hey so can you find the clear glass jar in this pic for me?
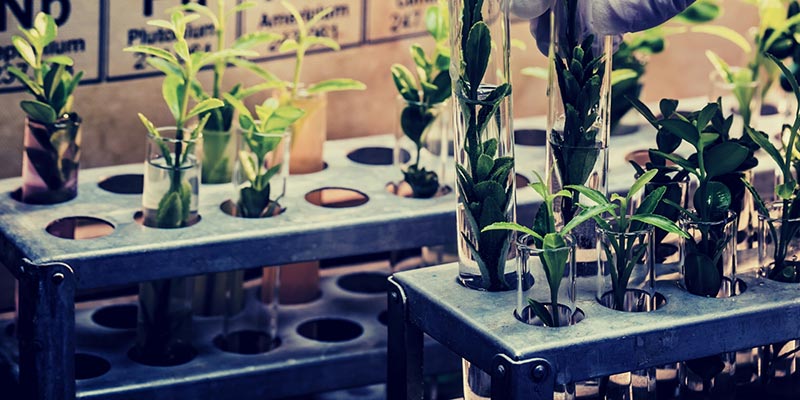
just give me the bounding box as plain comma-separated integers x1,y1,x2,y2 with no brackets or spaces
201,128,237,184
142,128,201,229
232,128,290,218
393,97,451,198
21,115,81,204
679,210,739,298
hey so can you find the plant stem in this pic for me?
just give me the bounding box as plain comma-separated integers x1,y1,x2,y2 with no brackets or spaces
213,0,225,99
551,291,560,327
291,43,305,100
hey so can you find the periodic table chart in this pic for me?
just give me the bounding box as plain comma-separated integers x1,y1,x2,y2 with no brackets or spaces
0,0,484,92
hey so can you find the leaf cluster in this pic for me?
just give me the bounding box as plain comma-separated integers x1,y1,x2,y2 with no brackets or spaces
553,35,604,148
629,97,757,222
179,0,284,132
9,12,83,124
277,1,366,100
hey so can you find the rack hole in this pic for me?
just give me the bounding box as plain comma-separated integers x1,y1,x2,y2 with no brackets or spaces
46,217,115,240
514,129,546,146
385,182,452,199
305,188,369,208
611,124,638,136
128,344,197,367
91,304,137,330
515,305,586,327
762,103,779,116
98,174,144,194
213,330,281,355
337,272,389,294
297,318,363,342
347,147,409,166
220,199,286,218
133,211,201,228
378,311,388,326
75,353,111,380
598,291,667,312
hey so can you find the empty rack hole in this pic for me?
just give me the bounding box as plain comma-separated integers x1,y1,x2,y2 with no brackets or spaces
297,318,363,342
98,174,144,194
213,330,281,355
305,188,369,208
75,353,111,380
46,217,115,240
337,272,389,294
91,304,137,330
347,147,409,166
514,129,546,146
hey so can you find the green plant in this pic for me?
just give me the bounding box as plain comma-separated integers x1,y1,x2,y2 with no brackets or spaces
390,1,451,198
547,0,610,228
224,96,304,218
8,12,84,198
567,170,688,311
744,53,800,282
630,98,755,296
180,0,283,183
276,1,365,104
454,0,515,291
125,11,254,228
483,171,612,326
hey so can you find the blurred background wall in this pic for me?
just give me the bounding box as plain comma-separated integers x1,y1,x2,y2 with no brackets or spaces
0,0,763,308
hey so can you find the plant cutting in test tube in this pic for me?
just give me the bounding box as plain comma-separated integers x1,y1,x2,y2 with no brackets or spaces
224,96,304,218
630,97,755,297
483,171,612,326
390,0,451,198
746,53,800,283
454,0,515,291
567,170,688,311
9,12,83,203
125,10,256,228
179,0,284,183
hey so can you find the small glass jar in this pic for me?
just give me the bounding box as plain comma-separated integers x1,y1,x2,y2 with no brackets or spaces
201,128,237,184
679,210,739,298
393,97,450,198
232,129,290,218
757,202,800,282
284,89,327,175
21,115,82,204
142,127,201,229
516,234,576,327
596,225,656,312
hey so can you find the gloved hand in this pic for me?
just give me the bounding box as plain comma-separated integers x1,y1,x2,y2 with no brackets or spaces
512,0,696,53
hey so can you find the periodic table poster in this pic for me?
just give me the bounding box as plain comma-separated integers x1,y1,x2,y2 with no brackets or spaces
0,0,449,89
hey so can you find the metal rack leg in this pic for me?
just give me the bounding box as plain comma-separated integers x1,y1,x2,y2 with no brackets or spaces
17,259,76,400
387,277,423,400
492,355,555,400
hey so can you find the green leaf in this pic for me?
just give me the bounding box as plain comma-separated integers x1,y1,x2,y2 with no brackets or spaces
234,32,283,50
660,119,699,145
279,39,299,53
628,169,659,200
704,142,748,178
124,45,179,65
694,181,731,219
162,74,184,121
527,299,554,327
391,64,420,101
7,66,42,96
307,79,366,94
563,204,616,235
482,222,542,241
305,36,341,51
187,98,224,120
465,22,491,91
12,36,36,67
563,184,609,206
20,100,56,123
691,25,751,53
179,2,219,27
33,12,57,44
630,214,688,237
45,55,73,66
684,250,722,297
